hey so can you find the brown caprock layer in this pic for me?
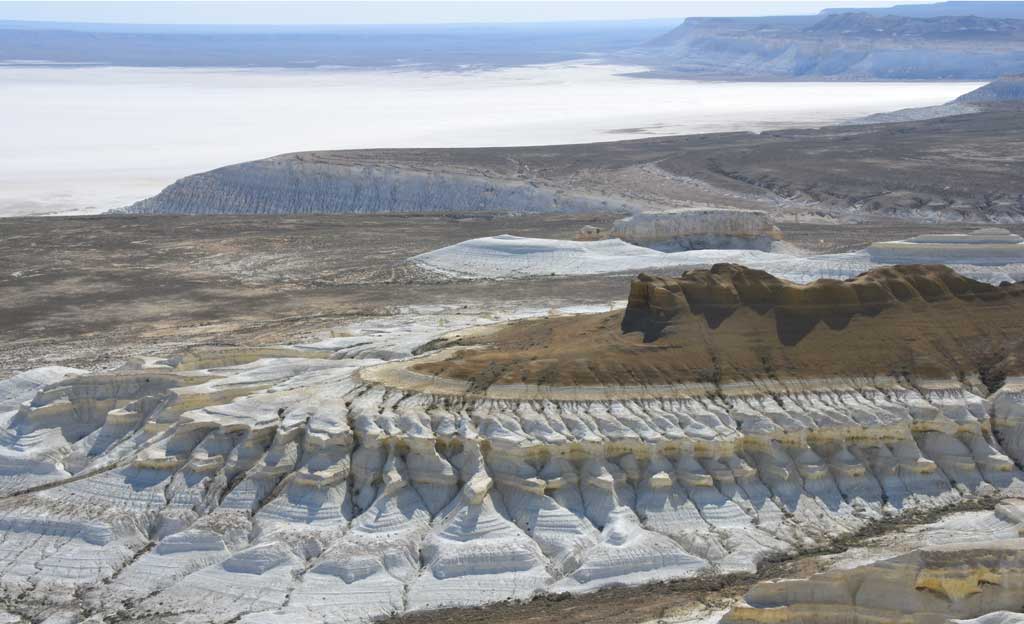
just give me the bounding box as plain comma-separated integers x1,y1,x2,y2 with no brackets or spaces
415,264,1024,391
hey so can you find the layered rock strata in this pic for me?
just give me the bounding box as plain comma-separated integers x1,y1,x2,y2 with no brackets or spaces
1,266,1023,622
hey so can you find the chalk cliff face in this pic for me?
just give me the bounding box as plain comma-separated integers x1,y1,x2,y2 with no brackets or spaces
629,13,1024,79
1,267,1023,622
123,155,631,215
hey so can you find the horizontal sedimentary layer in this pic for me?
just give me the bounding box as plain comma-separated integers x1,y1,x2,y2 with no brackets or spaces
1,279,1023,621
1,323,1024,622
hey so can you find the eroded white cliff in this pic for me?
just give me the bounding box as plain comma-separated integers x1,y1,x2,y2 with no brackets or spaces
1,306,1023,623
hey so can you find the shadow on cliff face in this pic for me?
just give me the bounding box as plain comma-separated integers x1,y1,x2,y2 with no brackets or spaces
621,263,1010,347
623,300,885,346
771,306,886,346
618,264,901,346
415,262,1024,389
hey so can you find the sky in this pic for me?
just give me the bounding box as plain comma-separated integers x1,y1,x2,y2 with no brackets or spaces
0,1,939,25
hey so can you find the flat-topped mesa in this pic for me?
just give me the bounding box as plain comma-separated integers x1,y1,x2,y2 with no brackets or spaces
867,227,1024,266
413,264,1024,390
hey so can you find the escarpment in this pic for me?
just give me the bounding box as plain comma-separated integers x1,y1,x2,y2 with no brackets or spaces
117,108,1024,223
628,13,1024,80
416,264,1024,389
123,156,633,215
2,266,1024,622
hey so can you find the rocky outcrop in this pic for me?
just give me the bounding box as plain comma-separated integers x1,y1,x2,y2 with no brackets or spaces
724,535,1024,624
123,155,632,215
4,347,1024,622
608,209,782,251
622,263,1021,340
418,264,1024,387
2,268,1023,622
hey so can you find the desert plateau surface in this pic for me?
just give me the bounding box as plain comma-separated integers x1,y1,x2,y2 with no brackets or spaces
5,3,1024,624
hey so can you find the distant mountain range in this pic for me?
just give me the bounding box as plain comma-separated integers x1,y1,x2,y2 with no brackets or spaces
625,4,1024,80
821,1,1024,19
3,2,1024,79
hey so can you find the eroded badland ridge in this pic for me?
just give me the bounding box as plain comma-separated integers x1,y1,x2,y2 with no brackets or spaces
2,263,1024,624
6,7,1024,621
124,106,1024,224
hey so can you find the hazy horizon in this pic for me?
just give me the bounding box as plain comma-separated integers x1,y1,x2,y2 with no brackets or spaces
0,0,936,26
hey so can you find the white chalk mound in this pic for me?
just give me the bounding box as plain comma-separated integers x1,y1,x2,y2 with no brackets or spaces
2,303,1024,623
868,228,1024,267
413,235,1024,284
